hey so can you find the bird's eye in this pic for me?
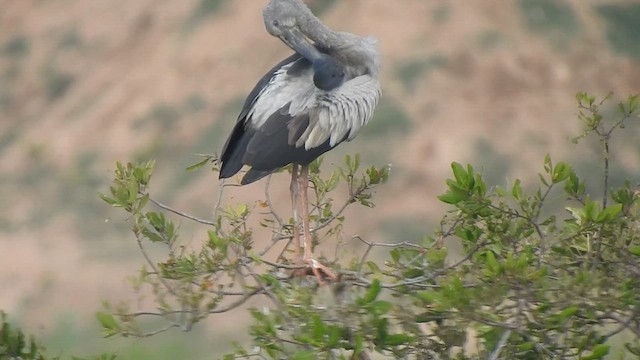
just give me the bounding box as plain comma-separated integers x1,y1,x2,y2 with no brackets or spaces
272,20,279,26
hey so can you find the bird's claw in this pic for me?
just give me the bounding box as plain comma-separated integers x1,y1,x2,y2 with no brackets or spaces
304,257,337,285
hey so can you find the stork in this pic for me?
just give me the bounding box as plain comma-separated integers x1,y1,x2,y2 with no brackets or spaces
219,0,381,282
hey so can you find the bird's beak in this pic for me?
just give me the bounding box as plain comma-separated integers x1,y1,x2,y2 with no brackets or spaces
279,27,322,62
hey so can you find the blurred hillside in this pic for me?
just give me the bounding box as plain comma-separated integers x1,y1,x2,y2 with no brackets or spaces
1,0,640,358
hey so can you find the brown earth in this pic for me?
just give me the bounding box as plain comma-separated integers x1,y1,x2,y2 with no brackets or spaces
1,0,639,356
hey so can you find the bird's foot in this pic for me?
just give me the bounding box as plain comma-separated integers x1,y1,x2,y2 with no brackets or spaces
304,257,337,285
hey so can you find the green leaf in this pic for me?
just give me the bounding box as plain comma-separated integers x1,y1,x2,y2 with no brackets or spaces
511,179,523,201
390,248,400,263
99,193,119,206
366,261,382,276
312,315,325,342
290,350,316,360
485,251,500,274
582,344,609,360
403,267,423,279
516,253,528,270
557,306,579,320
141,228,164,243
543,153,552,173
456,226,482,242
326,325,342,348
358,279,381,305
353,334,364,354
566,206,585,224
596,203,622,223
629,245,640,256
628,94,639,113
451,162,467,184
126,179,138,205
584,199,600,222
384,333,412,346
552,162,571,183
416,291,437,304
186,157,210,172
369,300,392,315
96,312,120,337
136,193,150,213
438,188,469,204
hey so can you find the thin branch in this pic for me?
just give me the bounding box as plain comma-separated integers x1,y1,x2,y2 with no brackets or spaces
209,288,263,314
120,291,264,319
273,237,293,260
260,258,307,270
149,197,216,226
264,175,285,227
134,232,180,298
138,323,180,338
339,270,461,289
441,241,485,272
486,203,548,268
352,236,430,274
352,236,427,250
487,329,512,360
240,262,290,328
602,310,640,338
213,178,226,222
356,238,374,273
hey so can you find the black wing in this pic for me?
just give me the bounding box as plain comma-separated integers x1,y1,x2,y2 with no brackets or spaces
219,54,347,185
219,53,302,179
240,110,337,184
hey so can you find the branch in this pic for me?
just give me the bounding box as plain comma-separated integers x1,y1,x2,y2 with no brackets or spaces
487,329,512,360
208,288,263,314
139,323,180,338
213,178,226,222
602,309,640,338
134,231,180,298
149,196,216,226
339,270,467,290
264,175,285,228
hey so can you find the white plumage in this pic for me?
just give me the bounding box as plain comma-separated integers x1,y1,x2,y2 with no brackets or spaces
247,62,380,151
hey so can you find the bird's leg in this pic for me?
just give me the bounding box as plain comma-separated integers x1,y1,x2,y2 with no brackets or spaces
290,164,303,268
299,164,336,282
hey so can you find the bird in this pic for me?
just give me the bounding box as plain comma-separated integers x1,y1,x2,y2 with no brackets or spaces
219,0,381,283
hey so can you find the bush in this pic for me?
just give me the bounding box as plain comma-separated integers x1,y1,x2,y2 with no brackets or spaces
98,93,640,359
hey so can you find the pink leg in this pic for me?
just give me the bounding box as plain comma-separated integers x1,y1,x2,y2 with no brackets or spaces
299,165,336,282
290,164,302,266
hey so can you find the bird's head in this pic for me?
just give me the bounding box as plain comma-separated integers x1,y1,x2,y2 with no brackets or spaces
263,0,323,62
263,0,310,37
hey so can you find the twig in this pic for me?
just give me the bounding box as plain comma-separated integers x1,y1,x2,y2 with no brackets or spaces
264,175,284,227
149,197,216,226
134,232,180,298
120,290,264,320
603,310,640,338
213,179,226,222
352,236,427,250
487,329,512,360
352,236,427,273
139,323,180,338
261,258,308,270
272,237,293,260
209,288,263,314
340,270,456,289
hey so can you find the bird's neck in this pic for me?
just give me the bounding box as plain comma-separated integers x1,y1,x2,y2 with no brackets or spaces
296,5,340,49
296,0,380,77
